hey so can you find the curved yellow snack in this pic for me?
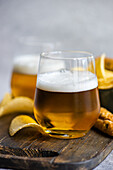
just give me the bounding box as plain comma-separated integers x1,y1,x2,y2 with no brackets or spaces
0,97,33,117
95,54,113,89
95,53,106,79
9,115,47,136
0,93,12,107
105,70,113,78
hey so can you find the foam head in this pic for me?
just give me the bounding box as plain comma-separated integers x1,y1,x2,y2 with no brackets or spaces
13,55,39,75
37,70,98,92
13,55,65,75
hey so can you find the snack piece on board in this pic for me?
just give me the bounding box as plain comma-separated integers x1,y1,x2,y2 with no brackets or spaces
0,95,34,117
9,115,47,136
94,107,113,136
0,93,12,107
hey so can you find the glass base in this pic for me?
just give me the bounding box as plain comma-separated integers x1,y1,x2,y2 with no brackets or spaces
45,129,89,139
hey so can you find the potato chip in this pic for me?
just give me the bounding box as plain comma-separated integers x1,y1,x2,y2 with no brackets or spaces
95,54,113,89
95,54,106,79
0,93,12,107
0,96,34,117
9,115,47,136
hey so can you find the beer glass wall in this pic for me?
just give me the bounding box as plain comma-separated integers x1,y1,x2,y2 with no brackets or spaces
34,51,100,139
11,37,54,99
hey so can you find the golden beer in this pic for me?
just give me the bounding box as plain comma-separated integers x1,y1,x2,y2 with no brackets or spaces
11,55,39,99
34,70,100,138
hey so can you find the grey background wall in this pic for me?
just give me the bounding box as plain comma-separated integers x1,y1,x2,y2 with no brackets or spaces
0,1,113,169
0,0,113,97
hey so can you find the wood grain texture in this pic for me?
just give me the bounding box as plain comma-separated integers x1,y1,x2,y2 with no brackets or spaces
0,114,112,170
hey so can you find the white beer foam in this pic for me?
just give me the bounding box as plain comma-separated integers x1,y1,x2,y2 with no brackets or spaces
37,70,98,92
13,55,39,75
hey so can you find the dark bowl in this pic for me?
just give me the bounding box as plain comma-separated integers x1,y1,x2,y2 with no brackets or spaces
99,88,113,113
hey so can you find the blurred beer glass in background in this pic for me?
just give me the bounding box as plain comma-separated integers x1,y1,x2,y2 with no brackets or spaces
34,51,100,139
11,36,56,99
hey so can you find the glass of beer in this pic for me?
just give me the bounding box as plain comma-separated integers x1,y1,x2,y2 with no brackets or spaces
34,51,100,139
11,38,55,99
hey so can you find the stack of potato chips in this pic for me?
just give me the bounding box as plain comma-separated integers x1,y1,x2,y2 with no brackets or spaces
95,54,113,89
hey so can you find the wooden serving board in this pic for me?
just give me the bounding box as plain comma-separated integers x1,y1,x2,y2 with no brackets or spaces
0,113,113,170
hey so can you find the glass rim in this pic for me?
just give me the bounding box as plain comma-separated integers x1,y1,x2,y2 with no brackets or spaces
40,51,94,60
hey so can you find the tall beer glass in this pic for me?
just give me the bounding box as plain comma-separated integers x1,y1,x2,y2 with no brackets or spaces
34,51,100,139
11,38,55,99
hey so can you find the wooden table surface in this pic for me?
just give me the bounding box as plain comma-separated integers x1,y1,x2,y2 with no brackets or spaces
0,113,112,170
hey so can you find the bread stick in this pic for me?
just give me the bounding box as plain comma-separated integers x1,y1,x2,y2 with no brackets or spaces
94,107,113,136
